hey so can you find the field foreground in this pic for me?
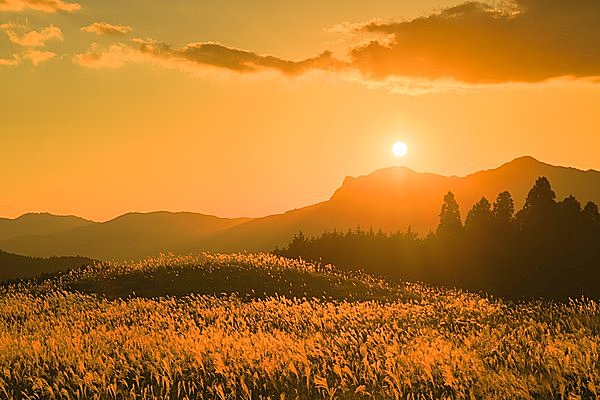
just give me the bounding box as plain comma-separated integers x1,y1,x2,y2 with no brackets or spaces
0,253,599,399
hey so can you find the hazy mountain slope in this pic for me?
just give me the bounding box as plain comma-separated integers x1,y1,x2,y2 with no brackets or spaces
199,156,600,251
0,212,250,260
0,213,95,242
0,250,94,281
201,168,457,252
199,203,326,253
459,156,600,209
2,156,600,259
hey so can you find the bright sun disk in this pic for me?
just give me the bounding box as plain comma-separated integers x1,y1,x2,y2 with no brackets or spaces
392,141,408,157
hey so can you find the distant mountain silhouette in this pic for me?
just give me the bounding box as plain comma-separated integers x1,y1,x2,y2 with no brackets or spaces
0,250,94,281
1,156,599,260
0,212,94,242
199,156,600,252
0,212,249,260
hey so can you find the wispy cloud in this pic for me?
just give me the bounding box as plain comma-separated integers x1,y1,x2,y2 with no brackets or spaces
323,18,393,46
0,50,55,67
0,22,60,67
0,0,80,13
0,23,63,46
81,22,132,36
139,40,344,76
21,49,55,65
72,43,141,69
349,0,600,83
344,72,477,96
0,55,19,66
74,39,346,76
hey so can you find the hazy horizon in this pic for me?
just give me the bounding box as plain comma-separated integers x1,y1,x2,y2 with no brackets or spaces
1,154,595,222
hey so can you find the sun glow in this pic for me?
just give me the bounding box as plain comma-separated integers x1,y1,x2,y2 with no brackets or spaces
392,141,408,157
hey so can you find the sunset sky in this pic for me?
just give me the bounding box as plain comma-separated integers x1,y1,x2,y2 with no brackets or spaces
2,0,600,221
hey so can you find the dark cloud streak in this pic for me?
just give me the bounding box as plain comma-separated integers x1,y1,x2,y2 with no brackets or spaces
137,40,345,76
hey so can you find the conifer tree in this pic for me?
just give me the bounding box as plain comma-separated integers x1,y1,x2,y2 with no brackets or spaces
465,197,493,234
492,191,515,224
437,191,463,236
516,177,557,230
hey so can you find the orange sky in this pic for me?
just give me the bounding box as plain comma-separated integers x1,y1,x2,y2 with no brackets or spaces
2,0,600,221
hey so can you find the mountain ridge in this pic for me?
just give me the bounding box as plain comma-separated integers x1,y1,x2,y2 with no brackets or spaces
0,212,96,242
2,156,600,260
0,211,251,260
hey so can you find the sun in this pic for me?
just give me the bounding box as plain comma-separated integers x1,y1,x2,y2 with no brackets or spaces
392,141,408,157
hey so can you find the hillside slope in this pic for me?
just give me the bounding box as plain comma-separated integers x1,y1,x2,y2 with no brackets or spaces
0,250,94,281
200,156,600,251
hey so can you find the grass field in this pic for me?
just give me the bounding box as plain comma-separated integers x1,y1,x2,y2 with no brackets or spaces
0,253,599,399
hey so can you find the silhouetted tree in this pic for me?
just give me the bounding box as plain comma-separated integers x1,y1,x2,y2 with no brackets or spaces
282,232,309,258
405,225,418,241
516,176,557,233
583,201,600,228
557,195,582,232
437,191,463,236
525,177,556,207
492,191,515,225
465,197,493,235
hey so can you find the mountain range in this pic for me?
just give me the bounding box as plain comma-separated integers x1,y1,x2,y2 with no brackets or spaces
2,156,600,260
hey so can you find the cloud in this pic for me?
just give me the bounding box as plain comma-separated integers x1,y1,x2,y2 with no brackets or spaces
0,55,19,66
349,0,600,83
74,39,346,76
69,38,486,95
73,43,142,69
0,0,80,13
0,23,59,67
324,18,387,40
70,0,600,93
0,23,63,46
81,22,132,36
21,49,55,65
0,49,55,67
138,40,344,76
345,72,477,96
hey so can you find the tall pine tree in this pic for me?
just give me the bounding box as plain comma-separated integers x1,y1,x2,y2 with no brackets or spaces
437,191,463,236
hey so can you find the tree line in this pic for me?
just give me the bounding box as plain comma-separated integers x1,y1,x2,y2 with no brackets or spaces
275,177,600,300
0,250,94,282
